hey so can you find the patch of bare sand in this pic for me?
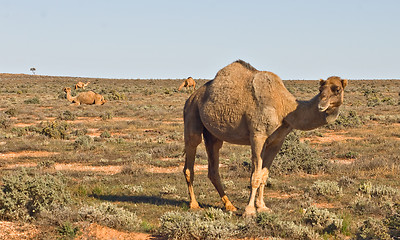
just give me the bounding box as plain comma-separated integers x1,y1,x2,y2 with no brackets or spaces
313,202,338,209
0,221,39,240
55,163,123,175
0,151,60,159
147,164,212,174
76,223,161,240
266,191,299,200
13,122,36,127
302,131,363,144
330,158,356,165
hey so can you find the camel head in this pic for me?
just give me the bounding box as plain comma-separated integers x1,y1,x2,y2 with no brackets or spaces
318,76,348,112
63,87,72,93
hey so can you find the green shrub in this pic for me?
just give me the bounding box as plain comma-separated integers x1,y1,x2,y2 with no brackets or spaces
253,212,320,240
356,218,391,240
303,206,343,233
351,195,377,215
359,182,399,198
338,176,355,188
37,160,55,169
308,180,342,197
78,203,141,231
24,97,40,104
271,131,329,175
59,110,76,121
57,221,80,240
4,108,17,117
0,114,13,129
326,110,363,129
100,112,113,120
100,131,111,138
39,121,69,139
107,90,126,100
159,208,237,240
385,211,400,238
74,135,94,150
0,169,71,220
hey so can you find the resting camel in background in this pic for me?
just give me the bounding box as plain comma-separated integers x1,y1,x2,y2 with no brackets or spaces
75,81,90,90
63,87,106,106
183,60,348,216
178,77,196,91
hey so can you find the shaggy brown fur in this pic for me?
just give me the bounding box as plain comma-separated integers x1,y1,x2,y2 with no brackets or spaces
178,77,196,91
64,87,106,106
75,81,90,90
183,60,347,216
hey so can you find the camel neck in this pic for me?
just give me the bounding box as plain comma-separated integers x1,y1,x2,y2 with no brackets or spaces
284,94,339,131
66,91,74,102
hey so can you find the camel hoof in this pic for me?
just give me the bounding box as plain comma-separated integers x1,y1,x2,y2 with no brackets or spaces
257,206,272,213
243,206,256,218
225,204,237,212
189,202,202,210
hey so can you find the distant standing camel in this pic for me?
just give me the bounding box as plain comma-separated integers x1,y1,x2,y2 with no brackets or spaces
63,87,106,106
75,81,90,90
178,77,196,91
183,60,347,216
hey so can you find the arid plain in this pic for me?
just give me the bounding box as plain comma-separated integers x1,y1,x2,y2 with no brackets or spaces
0,73,399,239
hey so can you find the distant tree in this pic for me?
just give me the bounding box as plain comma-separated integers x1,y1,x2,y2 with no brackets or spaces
30,67,36,75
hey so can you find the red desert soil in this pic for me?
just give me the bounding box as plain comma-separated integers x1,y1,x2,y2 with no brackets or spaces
0,151,60,159
0,221,161,240
302,131,363,144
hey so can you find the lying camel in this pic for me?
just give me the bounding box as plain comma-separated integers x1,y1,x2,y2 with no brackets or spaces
178,77,196,91
63,87,106,106
183,60,347,216
75,81,90,90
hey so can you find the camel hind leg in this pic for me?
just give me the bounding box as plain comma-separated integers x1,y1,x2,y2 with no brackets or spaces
203,129,237,212
183,105,204,209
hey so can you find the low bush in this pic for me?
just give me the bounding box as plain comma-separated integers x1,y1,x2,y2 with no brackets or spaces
59,110,76,121
74,135,94,150
271,131,329,175
303,206,343,233
57,221,80,240
4,108,17,117
159,208,237,240
308,180,342,197
24,97,40,104
0,169,71,220
326,110,363,130
78,203,141,231
0,114,13,129
39,121,69,139
355,218,391,240
359,182,399,199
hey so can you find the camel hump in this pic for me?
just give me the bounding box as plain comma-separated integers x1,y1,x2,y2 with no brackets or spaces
234,59,258,72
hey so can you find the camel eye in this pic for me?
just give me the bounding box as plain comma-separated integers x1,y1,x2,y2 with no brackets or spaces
331,87,341,94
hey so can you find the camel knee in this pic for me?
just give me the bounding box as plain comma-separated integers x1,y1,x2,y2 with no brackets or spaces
207,168,219,183
185,134,202,148
183,168,192,183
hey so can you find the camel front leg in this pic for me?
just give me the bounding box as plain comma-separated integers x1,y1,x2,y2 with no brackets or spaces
244,135,267,217
256,124,292,212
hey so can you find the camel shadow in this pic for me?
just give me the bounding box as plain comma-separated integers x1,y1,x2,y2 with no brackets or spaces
93,194,215,209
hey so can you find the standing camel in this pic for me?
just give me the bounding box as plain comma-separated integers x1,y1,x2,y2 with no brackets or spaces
178,77,196,91
63,87,106,106
183,60,347,216
75,81,90,90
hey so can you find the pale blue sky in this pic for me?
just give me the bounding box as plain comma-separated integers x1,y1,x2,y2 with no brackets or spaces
1,0,399,79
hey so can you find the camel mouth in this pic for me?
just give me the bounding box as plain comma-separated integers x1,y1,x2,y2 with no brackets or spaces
318,104,329,112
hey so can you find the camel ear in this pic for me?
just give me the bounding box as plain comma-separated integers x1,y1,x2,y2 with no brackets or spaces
319,79,326,86
341,79,348,88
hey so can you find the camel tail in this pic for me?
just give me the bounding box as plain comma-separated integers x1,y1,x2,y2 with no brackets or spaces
181,149,186,157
